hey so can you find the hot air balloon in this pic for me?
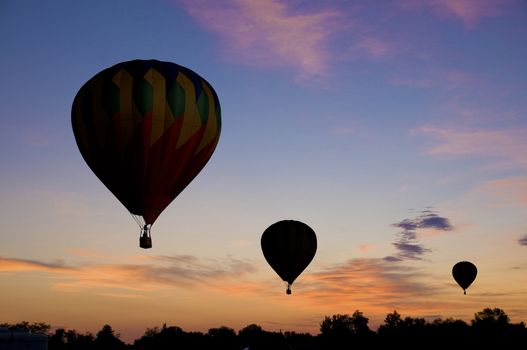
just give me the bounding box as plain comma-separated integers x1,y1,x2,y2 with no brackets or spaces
261,220,317,294
452,261,477,295
72,59,221,249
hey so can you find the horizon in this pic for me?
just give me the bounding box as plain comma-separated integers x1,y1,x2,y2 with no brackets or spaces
1,0,526,345
3,306,523,344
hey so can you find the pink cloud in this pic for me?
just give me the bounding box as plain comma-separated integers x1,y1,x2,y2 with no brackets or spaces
432,0,509,28
0,255,259,295
418,126,527,169
443,70,473,88
357,244,374,253
0,257,72,274
298,258,448,315
476,177,527,207
402,0,514,28
178,0,340,83
352,36,397,60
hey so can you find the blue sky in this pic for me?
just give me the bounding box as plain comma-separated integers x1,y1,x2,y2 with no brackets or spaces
1,0,526,342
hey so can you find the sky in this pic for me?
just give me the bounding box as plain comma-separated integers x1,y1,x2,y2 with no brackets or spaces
1,0,526,343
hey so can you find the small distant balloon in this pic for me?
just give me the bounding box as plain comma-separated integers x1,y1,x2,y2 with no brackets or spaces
72,59,221,249
452,261,477,295
261,220,317,294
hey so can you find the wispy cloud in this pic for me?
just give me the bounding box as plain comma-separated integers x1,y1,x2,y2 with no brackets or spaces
0,255,258,296
518,234,527,246
0,257,71,273
387,209,453,261
418,126,527,170
300,258,444,313
476,177,527,207
402,0,515,28
392,241,431,260
178,0,340,83
346,35,398,61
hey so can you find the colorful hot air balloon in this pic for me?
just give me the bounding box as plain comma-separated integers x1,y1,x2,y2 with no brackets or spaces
452,261,477,295
261,220,317,294
72,59,221,248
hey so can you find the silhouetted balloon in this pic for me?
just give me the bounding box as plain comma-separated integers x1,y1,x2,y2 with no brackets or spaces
261,220,317,294
72,59,221,248
452,261,477,295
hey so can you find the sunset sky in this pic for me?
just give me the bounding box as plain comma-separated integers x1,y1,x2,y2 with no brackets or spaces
1,0,526,343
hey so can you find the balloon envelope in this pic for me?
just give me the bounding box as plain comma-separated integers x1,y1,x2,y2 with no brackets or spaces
261,220,317,294
72,59,221,227
452,261,477,294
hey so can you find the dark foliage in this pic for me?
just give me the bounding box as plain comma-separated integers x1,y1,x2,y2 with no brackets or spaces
0,321,51,335
3,307,526,350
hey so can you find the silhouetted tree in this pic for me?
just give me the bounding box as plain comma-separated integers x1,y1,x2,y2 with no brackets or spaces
284,331,315,350
470,308,527,346
207,326,236,338
350,310,373,335
94,324,126,350
319,314,354,337
134,324,190,350
10,307,527,350
431,317,470,336
428,317,471,346
0,321,51,334
238,324,288,350
238,324,264,338
207,326,237,349
472,308,510,329
378,310,403,335
319,310,373,338
43,328,96,350
48,328,67,350
143,327,160,338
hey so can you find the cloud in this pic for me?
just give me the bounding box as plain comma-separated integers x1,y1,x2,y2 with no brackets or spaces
357,244,374,253
0,257,72,273
178,0,340,83
392,241,431,260
392,210,453,233
432,0,513,28
0,255,258,295
418,213,454,231
383,256,403,262
476,177,527,207
388,209,453,260
418,126,527,170
401,0,515,28
345,35,398,61
300,258,443,312
393,219,418,233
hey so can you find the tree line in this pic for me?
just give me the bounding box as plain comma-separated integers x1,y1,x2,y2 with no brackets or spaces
2,308,526,349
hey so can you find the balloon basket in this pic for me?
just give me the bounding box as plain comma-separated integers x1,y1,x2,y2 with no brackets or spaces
140,236,152,249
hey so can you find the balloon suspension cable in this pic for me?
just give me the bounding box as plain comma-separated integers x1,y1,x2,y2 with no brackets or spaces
141,224,151,237
286,283,291,295
130,213,145,228
464,289,466,295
